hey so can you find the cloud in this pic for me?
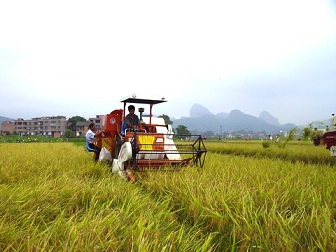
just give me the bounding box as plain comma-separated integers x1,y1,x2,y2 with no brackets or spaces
0,0,335,125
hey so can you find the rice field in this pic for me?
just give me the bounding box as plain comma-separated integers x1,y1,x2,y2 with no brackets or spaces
0,141,335,251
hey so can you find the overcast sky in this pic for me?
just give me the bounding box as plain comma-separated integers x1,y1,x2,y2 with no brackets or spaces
1,0,335,125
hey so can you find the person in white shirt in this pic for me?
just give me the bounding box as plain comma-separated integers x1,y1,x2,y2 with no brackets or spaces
85,123,102,161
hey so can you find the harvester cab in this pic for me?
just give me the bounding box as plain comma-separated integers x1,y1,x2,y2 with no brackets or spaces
323,113,336,158
96,96,207,181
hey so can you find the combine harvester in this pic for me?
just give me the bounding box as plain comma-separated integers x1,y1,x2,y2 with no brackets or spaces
95,96,207,181
323,113,336,162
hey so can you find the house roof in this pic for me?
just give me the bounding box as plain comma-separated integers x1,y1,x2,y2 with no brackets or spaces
76,122,91,127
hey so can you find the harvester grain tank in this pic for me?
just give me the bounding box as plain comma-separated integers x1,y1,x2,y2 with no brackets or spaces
323,113,336,157
96,96,207,180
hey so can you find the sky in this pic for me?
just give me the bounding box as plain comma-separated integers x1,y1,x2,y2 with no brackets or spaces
1,0,335,126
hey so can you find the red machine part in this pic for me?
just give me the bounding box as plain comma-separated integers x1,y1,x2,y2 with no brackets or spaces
96,109,123,156
103,109,123,133
324,131,336,150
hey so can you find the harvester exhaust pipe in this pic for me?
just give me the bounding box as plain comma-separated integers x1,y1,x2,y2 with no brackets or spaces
138,107,144,123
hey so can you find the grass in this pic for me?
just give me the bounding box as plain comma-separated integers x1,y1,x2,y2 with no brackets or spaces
0,141,336,251
205,140,334,165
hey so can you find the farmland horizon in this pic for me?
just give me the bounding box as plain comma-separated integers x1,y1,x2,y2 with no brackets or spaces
0,105,332,136
1,104,332,127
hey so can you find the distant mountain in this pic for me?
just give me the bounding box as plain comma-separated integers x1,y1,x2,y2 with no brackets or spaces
215,112,229,119
0,116,15,123
225,109,284,132
190,103,213,118
172,104,296,134
259,111,280,126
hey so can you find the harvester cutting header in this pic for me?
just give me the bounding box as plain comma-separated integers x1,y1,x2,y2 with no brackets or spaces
89,95,207,180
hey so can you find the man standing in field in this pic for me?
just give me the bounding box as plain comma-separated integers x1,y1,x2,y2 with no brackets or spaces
312,128,320,146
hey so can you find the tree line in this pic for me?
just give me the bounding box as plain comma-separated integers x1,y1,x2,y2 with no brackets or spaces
64,114,191,138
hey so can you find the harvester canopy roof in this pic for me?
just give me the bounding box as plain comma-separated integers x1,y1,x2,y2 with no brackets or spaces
120,96,167,105
120,95,168,124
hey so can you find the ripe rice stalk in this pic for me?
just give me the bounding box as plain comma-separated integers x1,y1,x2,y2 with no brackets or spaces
1,141,336,251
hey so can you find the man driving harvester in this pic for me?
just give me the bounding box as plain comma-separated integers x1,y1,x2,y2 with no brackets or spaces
124,105,142,132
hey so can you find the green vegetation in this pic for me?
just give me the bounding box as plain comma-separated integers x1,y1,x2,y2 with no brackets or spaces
67,116,87,131
175,125,191,139
0,141,335,251
262,141,270,148
158,114,173,125
0,135,85,143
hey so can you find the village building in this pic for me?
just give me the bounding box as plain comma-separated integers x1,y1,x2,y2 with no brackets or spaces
1,121,15,135
14,116,67,137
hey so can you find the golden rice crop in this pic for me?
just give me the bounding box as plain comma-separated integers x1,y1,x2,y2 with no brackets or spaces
205,140,334,165
0,143,215,251
1,141,336,251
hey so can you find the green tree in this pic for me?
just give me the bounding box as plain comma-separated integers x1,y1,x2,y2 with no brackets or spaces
67,116,87,132
175,125,191,139
202,130,214,138
277,128,297,148
158,114,173,125
303,127,312,140
302,122,313,140
64,129,75,138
